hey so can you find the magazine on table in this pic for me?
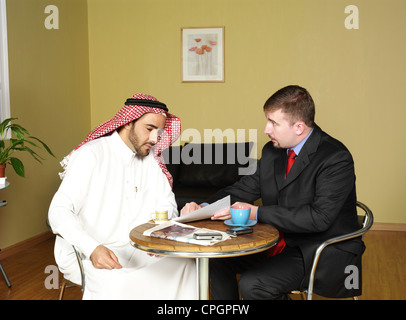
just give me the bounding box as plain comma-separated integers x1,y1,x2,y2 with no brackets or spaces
143,220,231,246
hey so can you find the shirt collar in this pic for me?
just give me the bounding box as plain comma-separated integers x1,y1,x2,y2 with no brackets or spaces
111,130,136,161
289,128,314,156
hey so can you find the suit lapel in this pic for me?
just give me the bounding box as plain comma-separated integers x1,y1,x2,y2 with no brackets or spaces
275,149,286,190
283,150,310,186
280,125,322,190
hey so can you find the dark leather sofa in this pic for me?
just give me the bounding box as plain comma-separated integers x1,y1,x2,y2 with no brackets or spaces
162,142,255,210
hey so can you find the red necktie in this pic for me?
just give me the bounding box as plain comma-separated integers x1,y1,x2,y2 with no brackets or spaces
285,149,296,177
268,149,296,257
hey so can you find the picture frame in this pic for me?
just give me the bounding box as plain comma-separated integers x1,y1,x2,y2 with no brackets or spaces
181,27,224,82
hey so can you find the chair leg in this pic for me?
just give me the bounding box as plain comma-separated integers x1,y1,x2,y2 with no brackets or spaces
0,261,11,288
58,280,67,300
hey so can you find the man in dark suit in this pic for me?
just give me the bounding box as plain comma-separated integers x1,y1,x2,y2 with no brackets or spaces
181,85,365,299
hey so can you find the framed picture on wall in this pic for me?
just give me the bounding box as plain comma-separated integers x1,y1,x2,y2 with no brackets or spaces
181,27,224,82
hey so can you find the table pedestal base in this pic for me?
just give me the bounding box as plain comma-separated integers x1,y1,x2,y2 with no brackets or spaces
196,257,209,300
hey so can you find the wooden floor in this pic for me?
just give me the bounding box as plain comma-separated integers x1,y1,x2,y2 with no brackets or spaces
0,230,405,300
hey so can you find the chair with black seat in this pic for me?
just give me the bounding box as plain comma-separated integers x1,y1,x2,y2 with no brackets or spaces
291,201,374,300
46,219,85,300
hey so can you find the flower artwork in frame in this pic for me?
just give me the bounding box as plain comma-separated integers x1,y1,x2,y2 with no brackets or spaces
181,27,224,82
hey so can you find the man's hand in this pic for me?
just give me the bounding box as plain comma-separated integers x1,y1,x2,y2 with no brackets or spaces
90,245,123,270
180,202,203,216
210,206,231,221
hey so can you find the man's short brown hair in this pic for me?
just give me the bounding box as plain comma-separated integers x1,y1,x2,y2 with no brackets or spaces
263,85,315,127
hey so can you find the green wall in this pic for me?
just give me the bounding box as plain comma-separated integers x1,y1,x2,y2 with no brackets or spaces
0,0,90,248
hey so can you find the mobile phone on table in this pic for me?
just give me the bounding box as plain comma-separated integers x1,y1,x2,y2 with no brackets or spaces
193,232,223,240
226,226,253,236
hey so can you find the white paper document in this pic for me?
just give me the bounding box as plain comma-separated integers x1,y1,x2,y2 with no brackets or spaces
173,196,230,223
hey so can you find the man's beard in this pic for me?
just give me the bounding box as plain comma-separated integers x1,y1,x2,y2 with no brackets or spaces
129,132,155,158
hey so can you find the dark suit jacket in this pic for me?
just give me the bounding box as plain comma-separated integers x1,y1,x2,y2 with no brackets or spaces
207,125,365,298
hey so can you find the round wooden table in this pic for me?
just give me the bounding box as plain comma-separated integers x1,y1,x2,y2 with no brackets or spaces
130,220,279,300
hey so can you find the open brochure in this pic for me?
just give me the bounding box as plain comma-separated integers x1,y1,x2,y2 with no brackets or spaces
143,220,231,246
173,196,230,223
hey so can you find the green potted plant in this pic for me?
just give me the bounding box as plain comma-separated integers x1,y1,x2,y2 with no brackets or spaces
0,117,55,179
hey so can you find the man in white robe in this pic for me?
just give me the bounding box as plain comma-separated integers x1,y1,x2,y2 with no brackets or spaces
48,94,197,300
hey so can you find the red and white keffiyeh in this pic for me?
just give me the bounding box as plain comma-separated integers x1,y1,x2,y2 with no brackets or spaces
59,93,181,187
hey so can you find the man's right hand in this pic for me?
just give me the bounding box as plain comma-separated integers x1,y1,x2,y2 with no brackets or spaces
90,245,123,270
180,202,203,216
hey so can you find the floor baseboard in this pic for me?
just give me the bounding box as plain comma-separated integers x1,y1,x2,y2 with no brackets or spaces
371,222,406,232
0,231,54,259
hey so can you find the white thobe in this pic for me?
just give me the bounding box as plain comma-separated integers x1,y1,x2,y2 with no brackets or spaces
48,131,197,299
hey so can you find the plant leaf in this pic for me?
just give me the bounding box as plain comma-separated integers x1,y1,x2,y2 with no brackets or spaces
0,118,15,140
0,118,55,176
18,145,43,162
10,157,25,177
29,136,55,157
10,126,26,140
10,123,29,135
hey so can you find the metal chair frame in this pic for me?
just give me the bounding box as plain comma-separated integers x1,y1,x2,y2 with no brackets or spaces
46,219,85,300
295,201,373,300
0,254,11,288
57,240,85,300
0,199,11,288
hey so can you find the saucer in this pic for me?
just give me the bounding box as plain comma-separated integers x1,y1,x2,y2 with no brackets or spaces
224,220,257,227
148,219,170,224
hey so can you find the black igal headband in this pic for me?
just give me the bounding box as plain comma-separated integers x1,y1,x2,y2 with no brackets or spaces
125,98,168,112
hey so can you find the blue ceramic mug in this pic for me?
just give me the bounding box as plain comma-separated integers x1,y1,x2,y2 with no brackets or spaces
230,206,251,225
